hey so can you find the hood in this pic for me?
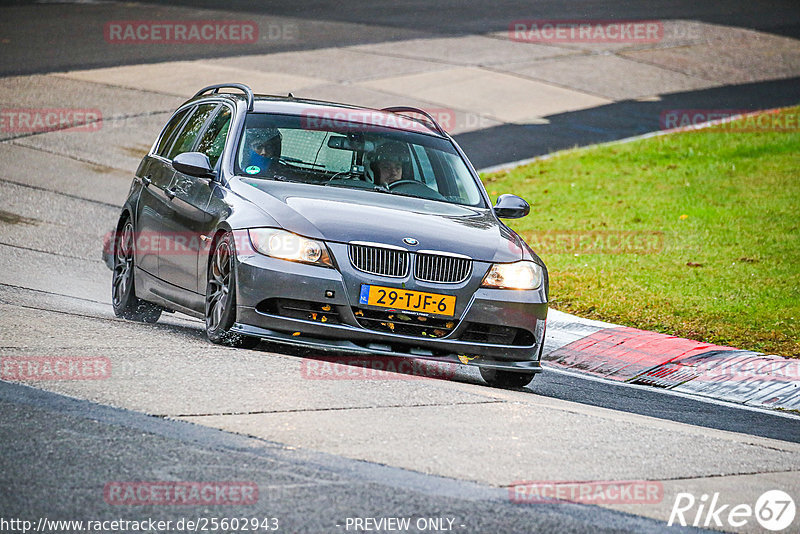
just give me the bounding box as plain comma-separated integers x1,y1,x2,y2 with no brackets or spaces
233,178,523,263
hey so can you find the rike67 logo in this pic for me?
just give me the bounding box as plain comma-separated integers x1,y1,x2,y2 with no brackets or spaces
668,490,796,531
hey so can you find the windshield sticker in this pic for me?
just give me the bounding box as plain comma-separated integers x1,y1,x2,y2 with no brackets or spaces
245,165,261,175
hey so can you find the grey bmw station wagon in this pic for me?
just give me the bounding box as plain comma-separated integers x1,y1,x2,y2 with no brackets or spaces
111,83,549,387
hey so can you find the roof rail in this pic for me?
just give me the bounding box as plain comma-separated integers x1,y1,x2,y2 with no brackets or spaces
381,106,448,137
194,83,254,112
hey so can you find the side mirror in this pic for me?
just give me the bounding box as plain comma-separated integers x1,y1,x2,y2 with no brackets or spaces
173,152,215,179
493,194,530,219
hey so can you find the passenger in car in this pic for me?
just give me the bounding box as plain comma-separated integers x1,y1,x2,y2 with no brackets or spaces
242,128,282,174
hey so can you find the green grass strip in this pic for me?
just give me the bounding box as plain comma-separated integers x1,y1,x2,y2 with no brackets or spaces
482,106,800,357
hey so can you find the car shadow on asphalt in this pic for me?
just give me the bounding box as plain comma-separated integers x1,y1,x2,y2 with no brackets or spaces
148,318,800,442
460,77,800,169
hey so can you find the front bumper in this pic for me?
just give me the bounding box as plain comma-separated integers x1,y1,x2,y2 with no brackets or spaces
233,245,548,373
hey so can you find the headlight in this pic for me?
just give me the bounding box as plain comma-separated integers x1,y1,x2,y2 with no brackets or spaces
481,261,542,290
248,229,333,267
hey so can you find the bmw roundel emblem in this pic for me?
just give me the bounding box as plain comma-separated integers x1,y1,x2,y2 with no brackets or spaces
403,237,419,246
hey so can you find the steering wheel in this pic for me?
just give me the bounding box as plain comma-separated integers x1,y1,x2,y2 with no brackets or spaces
327,169,365,183
388,180,421,189
387,180,446,200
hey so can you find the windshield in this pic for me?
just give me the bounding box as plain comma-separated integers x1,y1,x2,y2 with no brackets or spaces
234,112,486,207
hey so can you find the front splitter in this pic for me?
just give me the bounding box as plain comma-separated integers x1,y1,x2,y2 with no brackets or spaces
231,322,543,374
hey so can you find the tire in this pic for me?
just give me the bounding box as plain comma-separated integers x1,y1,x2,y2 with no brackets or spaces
480,367,536,388
111,218,163,323
205,232,260,349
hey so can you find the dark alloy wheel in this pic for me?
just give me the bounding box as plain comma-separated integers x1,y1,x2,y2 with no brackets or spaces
480,367,536,388
205,233,260,348
111,219,162,323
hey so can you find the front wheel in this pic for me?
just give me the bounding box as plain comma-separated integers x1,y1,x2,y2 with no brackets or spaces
480,367,536,388
205,233,260,349
111,219,162,323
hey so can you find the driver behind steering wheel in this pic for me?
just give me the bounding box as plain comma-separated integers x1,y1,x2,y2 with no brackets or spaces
370,142,411,187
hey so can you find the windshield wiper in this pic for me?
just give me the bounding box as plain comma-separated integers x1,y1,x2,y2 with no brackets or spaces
279,156,326,168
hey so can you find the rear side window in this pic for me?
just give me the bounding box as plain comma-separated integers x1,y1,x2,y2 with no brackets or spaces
154,107,191,157
196,106,232,167
167,104,217,160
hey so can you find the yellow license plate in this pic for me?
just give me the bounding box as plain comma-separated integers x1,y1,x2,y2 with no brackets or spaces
359,285,456,317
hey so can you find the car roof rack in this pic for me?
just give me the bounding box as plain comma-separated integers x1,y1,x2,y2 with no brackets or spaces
194,83,254,112
381,106,448,137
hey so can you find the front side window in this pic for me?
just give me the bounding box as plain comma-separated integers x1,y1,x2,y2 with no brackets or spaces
167,103,217,160
234,113,485,207
196,106,232,167
154,107,191,157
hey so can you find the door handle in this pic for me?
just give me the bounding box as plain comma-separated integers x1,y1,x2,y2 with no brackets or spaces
141,176,152,187
164,187,176,200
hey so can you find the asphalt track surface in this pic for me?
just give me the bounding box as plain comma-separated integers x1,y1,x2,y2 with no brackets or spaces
1,2,800,533
3,0,800,76
0,138,797,531
2,1,800,168
1,381,695,534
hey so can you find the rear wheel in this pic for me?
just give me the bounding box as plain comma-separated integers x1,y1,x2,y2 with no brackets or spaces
111,218,162,323
205,233,260,349
480,367,536,388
